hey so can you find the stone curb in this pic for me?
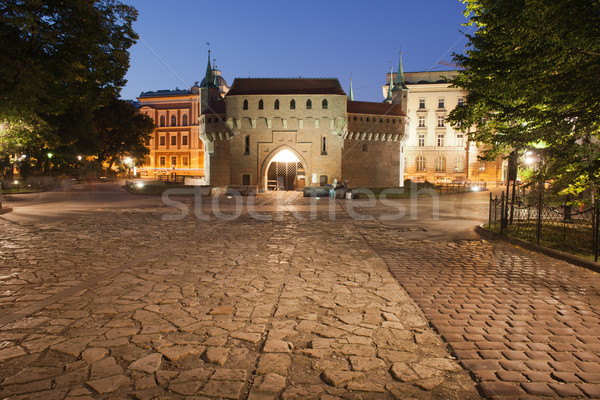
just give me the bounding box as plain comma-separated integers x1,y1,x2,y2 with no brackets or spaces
0,207,13,215
475,224,600,274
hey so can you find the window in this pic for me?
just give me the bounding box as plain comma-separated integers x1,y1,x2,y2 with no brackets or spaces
418,134,425,147
170,136,177,146
182,156,189,167
207,117,211,123
456,156,464,172
419,99,426,109
159,156,166,167
182,135,188,146
353,116,357,121
171,156,177,167
182,114,188,126
306,99,312,109
290,99,296,110
159,136,166,146
171,115,177,126
160,115,165,127
319,175,328,186
322,99,328,109
321,136,327,155
362,144,368,152
435,156,446,172
243,135,250,155
479,161,486,172
416,156,426,172
437,115,445,127
366,117,369,122
242,174,250,185
418,115,426,127
243,99,248,110
437,134,444,147
274,99,279,110
438,98,445,109
458,97,465,107
258,99,264,110
456,134,464,147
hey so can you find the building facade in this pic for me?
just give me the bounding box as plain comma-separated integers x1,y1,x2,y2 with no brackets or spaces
383,67,503,184
137,52,503,189
138,52,407,190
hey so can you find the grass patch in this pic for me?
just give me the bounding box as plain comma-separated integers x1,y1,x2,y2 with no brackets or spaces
1,187,45,194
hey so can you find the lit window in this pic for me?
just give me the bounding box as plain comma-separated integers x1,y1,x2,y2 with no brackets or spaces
182,135,188,146
171,115,177,126
159,136,165,146
243,99,248,110
437,115,445,127
416,156,426,172
418,134,425,147
290,99,296,110
435,156,446,172
159,156,166,167
456,156,464,172
456,134,464,147
171,156,177,167
322,99,328,109
419,99,426,109
182,115,188,125
160,115,165,127
274,99,279,110
438,98,445,109
437,134,444,147
258,99,264,110
306,99,312,109
170,136,177,146
182,156,189,166
418,116,426,127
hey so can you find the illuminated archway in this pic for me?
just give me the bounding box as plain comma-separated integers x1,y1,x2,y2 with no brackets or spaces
261,146,308,191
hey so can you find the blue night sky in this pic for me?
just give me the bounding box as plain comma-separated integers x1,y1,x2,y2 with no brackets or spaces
120,0,471,103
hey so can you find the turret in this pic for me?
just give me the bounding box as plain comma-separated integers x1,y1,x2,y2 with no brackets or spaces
391,52,409,113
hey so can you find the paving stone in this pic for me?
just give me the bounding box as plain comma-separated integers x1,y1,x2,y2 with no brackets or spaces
81,348,108,364
203,347,229,365
348,356,386,371
201,380,245,399
521,382,557,397
280,385,324,400
87,374,129,394
230,331,262,343
157,344,202,361
1,367,62,385
256,353,291,375
579,383,600,398
90,357,123,379
248,373,286,399
478,381,524,397
128,353,163,373
320,370,364,386
211,369,247,381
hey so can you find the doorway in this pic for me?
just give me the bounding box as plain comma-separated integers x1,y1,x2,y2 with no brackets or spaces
266,149,305,191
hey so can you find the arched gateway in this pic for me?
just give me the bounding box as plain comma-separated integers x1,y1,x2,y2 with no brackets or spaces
261,147,308,191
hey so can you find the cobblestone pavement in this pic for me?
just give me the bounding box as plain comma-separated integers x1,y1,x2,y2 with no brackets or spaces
0,199,480,400
362,226,600,400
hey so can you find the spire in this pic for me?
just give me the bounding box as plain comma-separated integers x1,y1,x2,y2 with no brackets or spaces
349,77,354,101
385,67,393,103
392,52,408,91
201,49,214,88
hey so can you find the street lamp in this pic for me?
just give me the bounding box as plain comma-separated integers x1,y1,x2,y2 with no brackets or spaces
47,152,53,177
123,157,133,179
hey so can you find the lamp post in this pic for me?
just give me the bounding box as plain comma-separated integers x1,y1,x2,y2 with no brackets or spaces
123,157,132,179
47,152,53,177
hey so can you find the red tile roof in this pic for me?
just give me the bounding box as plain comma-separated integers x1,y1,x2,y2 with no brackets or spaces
347,101,405,116
226,78,346,96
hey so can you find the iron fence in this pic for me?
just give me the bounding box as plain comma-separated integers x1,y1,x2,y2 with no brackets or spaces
489,190,600,262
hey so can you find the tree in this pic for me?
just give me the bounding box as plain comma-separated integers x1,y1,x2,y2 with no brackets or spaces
0,0,138,164
94,98,155,172
448,0,600,198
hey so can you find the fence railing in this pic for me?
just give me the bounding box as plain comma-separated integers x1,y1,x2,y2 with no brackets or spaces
489,191,600,262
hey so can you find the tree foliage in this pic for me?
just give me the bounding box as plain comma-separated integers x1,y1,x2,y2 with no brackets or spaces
95,98,155,170
0,0,139,172
448,0,600,194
